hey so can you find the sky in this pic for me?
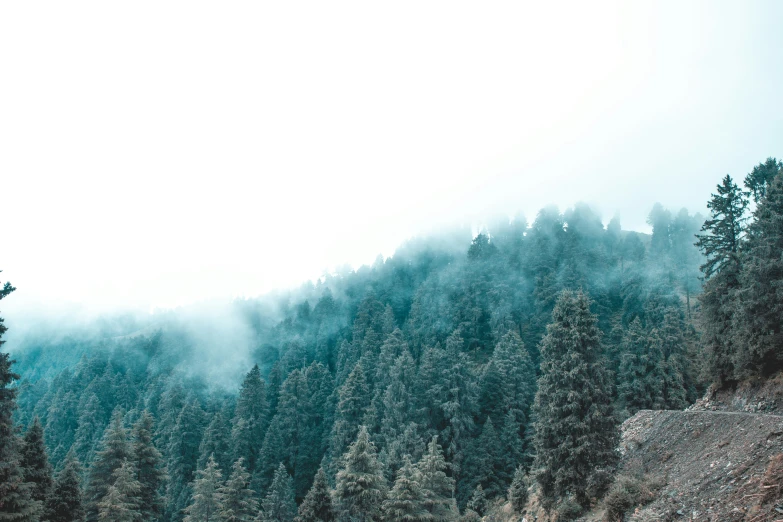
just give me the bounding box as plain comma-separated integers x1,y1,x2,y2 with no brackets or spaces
1,0,782,313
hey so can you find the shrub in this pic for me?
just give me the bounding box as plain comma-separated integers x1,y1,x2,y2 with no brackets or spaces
556,497,583,521
602,474,660,521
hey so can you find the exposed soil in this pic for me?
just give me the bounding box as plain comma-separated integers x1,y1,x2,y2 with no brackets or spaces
618,409,783,521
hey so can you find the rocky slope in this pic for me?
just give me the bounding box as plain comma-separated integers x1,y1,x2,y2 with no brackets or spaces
618,409,783,521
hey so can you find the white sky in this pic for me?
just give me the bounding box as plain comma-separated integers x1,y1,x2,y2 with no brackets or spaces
1,0,782,313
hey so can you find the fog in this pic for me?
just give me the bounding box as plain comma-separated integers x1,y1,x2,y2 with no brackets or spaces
2,0,782,317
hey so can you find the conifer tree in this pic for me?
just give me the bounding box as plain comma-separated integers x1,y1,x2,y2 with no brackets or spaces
21,417,53,505
382,457,432,522
459,417,502,502
533,290,618,508
257,463,297,522
416,437,456,520
696,174,748,279
46,449,85,522
734,171,783,377
465,485,486,517
696,174,749,382
131,411,164,522
216,458,257,522
86,408,132,522
295,467,335,522
166,400,206,522
0,275,40,522
326,363,370,475
617,318,665,415
73,394,104,464
658,310,690,409
183,456,222,522
97,460,142,522
744,157,782,203
231,365,268,474
200,410,233,473
508,466,528,514
334,426,388,522
499,410,524,483
440,331,478,497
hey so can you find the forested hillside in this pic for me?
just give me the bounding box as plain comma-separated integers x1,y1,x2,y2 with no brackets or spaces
2,157,782,521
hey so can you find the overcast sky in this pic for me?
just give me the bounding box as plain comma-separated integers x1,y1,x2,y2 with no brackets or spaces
1,0,782,313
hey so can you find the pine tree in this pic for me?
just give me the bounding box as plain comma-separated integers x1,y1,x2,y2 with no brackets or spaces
465,485,486,517
508,466,528,514
459,418,502,502
382,457,432,522
86,408,132,522
617,318,666,415
73,394,104,464
658,310,691,409
416,437,456,520
498,410,524,484
20,417,53,505
696,174,748,279
0,275,40,522
326,363,370,476
334,426,388,522
183,456,222,522
295,467,335,522
131,411,164,522
744,157,782,203
734,171,783,377
97,460,142,522
257,463,297,522
231,365,268,475
440,331,478,500
166,400,206,522
200,410,232,473
216,458,257,522
533,290,618,508
45,449,85,522
696,174,749,382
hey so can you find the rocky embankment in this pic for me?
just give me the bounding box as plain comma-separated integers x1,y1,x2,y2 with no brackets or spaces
618,409,783,521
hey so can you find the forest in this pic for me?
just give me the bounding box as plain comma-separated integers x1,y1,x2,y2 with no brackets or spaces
1,157,782,522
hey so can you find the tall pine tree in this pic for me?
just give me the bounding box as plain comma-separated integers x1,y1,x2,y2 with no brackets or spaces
183,456,222,522
86,408,132,522
216,458,257,522
0,274,40,522
257,463,297,522
20,417,53,506
45,449,85,522
334,426,387,522
533,290,618,508
131,411,164,522
295,467,335,522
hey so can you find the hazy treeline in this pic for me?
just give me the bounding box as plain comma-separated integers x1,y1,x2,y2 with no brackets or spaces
4,158,781,521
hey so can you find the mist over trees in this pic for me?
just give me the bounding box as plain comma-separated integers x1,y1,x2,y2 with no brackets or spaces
2,157,782,520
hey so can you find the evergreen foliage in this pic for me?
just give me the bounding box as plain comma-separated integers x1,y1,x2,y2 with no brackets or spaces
533,290,618,508
183,456,222,522
257,463,297,522
508,466,528,514
131,411,165,522
295,467,335,522
334,426,388,522
20,417,53,505
216,458,258,522
382,457,432,522
97,460,142,522
86,409,132,522
45,450,85,522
